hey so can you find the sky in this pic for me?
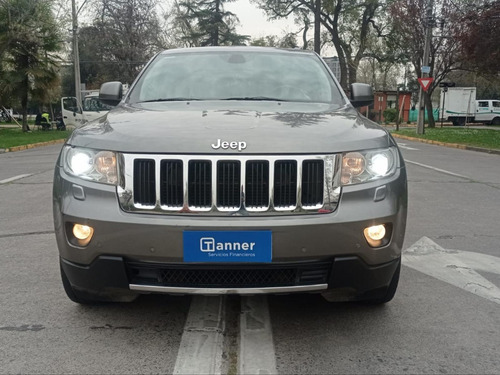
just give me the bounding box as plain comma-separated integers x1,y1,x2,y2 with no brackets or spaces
224,1,335,56
225,0,299,40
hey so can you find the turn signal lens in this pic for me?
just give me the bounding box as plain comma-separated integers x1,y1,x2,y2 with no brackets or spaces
343,152,365,175
342,152,365,184
95,151,117,184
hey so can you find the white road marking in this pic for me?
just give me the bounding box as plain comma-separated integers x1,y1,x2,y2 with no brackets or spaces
397,143,420,150
403,237,500,305
405,160,470,179
0,174,33,184
240,296,278,375
173,296,225,375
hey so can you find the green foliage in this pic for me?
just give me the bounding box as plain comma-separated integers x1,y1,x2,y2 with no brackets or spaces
250,33,298,48
177,0,249,46
0,0,61,131
0,127,71,149
458,0,500,75
254,0,386,89
392,128,500,150
383,108,397,123
75,0,164,87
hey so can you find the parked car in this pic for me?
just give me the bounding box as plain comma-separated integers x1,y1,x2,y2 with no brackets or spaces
53,47,407,304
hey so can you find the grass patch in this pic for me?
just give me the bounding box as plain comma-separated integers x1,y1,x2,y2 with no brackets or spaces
392,127,500,150
0,127,71,149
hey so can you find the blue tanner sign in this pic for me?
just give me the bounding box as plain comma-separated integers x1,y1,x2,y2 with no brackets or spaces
183,231,272,263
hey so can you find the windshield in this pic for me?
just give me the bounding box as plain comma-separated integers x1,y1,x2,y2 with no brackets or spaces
82,96,113,112
128,49,344,105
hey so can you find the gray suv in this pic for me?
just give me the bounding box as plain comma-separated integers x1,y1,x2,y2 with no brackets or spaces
53,47,407,304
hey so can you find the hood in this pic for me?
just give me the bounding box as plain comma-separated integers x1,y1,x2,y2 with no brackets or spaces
68,101,393,154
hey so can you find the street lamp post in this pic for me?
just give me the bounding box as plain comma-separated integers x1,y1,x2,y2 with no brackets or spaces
314,0,321,54
71,0,87,110
416,0,434,135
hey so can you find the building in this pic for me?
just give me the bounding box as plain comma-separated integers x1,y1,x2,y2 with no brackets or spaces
322,56,342,83
371,90,413,123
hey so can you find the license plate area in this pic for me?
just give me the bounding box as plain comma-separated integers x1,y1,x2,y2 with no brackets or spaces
183,231,272,263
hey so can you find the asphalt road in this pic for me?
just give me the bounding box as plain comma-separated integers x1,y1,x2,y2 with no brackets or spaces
0,140,499,374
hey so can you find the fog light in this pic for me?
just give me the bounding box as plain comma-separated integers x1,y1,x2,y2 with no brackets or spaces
366,224,386,240
72,224,94,246
363,224,391,248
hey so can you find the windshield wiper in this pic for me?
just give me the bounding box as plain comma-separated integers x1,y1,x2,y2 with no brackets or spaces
222,97,289,102
138,98,201,103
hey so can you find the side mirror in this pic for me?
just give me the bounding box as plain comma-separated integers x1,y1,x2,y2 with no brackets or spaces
350,83,374,108
100,81,123,106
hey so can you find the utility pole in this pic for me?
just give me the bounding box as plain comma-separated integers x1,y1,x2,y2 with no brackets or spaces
314,0,321,54
416,0,434,135
72,0,82,110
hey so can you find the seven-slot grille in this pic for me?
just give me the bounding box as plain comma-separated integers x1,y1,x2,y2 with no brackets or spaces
121,154,339,215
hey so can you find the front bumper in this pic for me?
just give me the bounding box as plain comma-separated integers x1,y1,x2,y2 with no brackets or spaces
60,255,401,300
54,163,407,297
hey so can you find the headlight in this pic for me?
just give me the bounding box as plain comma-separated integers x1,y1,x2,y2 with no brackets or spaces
341,147,397,185
62,146,118,185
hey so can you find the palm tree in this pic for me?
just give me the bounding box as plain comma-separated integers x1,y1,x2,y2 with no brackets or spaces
0,0,61,132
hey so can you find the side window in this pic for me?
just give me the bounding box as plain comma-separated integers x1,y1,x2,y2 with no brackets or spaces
492,101,500,108
63,97,81,114
478,101,488,108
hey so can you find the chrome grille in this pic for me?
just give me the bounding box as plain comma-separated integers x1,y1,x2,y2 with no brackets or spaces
302,160,324,206
133,159,155,206
160,160,183,207
245,161,269,208
217,160,240,209
273,160,297,208
188,160,212,208
119,154,341,215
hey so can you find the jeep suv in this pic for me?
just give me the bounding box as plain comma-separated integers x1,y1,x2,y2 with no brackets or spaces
53,47,407,304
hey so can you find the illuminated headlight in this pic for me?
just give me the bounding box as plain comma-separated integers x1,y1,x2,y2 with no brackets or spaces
62,146,118,185
341,147,397,185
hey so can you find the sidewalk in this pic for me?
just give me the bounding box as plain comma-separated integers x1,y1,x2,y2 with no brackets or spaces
391,133,500,155
0,139,66,153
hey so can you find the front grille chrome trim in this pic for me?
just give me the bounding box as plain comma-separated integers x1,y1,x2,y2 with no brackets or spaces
129,283,328,295
118,154,341,216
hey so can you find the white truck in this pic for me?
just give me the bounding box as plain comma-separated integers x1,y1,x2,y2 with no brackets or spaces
61,92,113,128
439,87,500,126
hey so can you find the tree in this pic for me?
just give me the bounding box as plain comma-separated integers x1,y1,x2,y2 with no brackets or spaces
254,0,388,89
456,0,500,75
86,0,165,85
250,33,299,48
177,0,249,46
389,0,467,127
0,0,61,131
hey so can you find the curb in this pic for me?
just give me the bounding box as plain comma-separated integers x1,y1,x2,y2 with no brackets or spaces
0,139,66,154
391,134,500,156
